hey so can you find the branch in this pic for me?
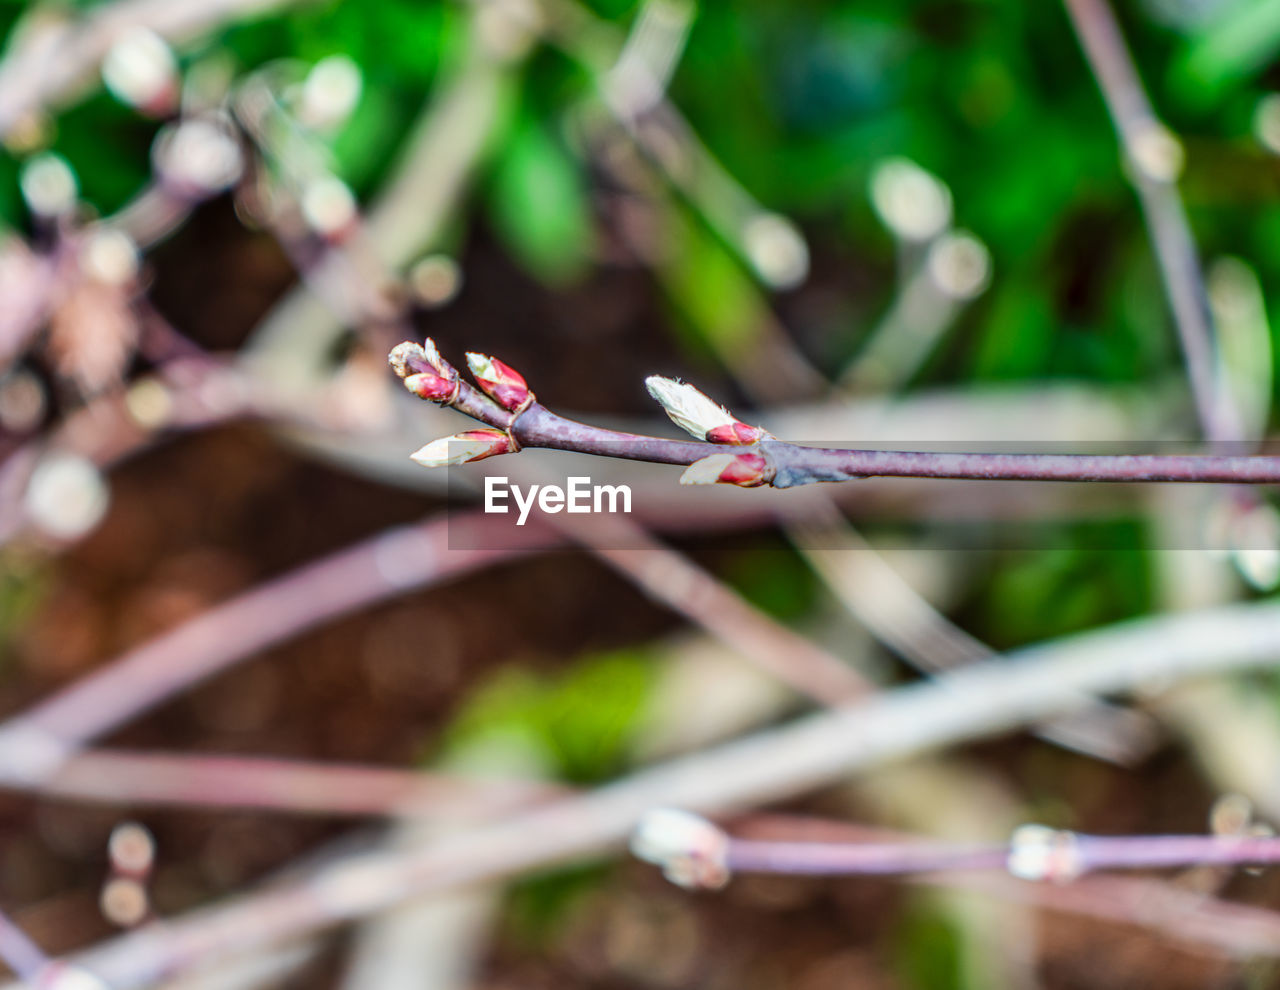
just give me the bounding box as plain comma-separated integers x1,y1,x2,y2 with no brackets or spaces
24,597,1280,988
632,809,1280,887
388,339,1280,487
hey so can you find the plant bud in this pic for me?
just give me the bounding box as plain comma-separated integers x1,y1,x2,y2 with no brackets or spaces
645,376,764,443
466,352,530,410
631,808,731,889
1006,824,1083,883
102,27,178,115
410,429,513,468
679,452,769,487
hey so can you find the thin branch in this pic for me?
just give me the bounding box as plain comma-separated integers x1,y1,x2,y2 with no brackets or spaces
390,339,1280,487
23,597,1280,988
1063,0,1243,443
0,513,556,785
30,749,562,818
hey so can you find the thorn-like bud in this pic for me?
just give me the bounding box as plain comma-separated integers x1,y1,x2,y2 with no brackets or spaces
680,452,770,488
645,376,765,444
630,808,731,890
466,352,530,411
389,340,458,403
1006,824,1083,883
410,429,514,468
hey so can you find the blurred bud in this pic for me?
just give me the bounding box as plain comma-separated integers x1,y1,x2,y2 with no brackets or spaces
869,157,952,242
102,27,178,115
0,371,46,433
679,451,769,487
20,152,77,218
99,876,149,927
474,0,543,61
409,254,463,308
108,821,155,876
33,964,111,990
1128,121,1184,183
298,54,363,131
125,378,173,429
742,212,809,290
926,231,992,300
1255,94,1280,155
24,453,109,540
630,808,731,890
79,226,139,286
3,110,52,156
645,376,764,444
152,115,243,197
300,175,357,239
410,429,515,468
1228,500,1280,591
1006,824,1083,883
466,352,531,410
1210,793,1254,837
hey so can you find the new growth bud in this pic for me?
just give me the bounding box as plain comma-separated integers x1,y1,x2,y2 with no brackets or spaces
630,808,731,890
1006,824,1084,884
102,27,178,115
466,352,531,411
680,452,770,488
644,376,765,444
388,339,458,403
410,429,514,468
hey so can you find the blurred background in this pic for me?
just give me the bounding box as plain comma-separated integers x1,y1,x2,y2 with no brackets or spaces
1,0,1280,987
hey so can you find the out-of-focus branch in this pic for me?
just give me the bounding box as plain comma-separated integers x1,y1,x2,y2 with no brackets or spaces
0,0,309,139
1063,0,1242,444
0,513,556,785
22,597,1280,988
25,749,562,819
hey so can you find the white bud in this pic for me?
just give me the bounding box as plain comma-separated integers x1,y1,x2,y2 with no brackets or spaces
24,453,109,540
102,27,177,113
300,175,357,236
645,376,737,440
100,876,149,927
679,453,737,486
742,212,809,290
409,254,463,308
20,153,77,218
108,821,155,874
870,157,952,242
1255,94,1280,156
80,227,139,286
1006,824,1083,883
410,434,502,468
631,808,730,889
153,116,243,195
926,231,992,300
298,54,363,131
1129,121,1184,183
1229,500,1280,591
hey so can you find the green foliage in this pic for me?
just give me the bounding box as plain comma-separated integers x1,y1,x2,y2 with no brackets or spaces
438,648,656,783
892,894,965,990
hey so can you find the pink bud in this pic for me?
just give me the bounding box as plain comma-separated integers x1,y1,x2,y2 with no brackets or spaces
466,352,530,411
680,452,770,488
705,422,767,445
403,372,456,402
389,340,458,402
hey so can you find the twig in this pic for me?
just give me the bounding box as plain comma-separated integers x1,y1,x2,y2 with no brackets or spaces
390,339,1280,487
632,809,1280,885
22,596,1280,988
0,0,309,139
1063,0,1242,444
27,749,563,818
0,513,556,785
